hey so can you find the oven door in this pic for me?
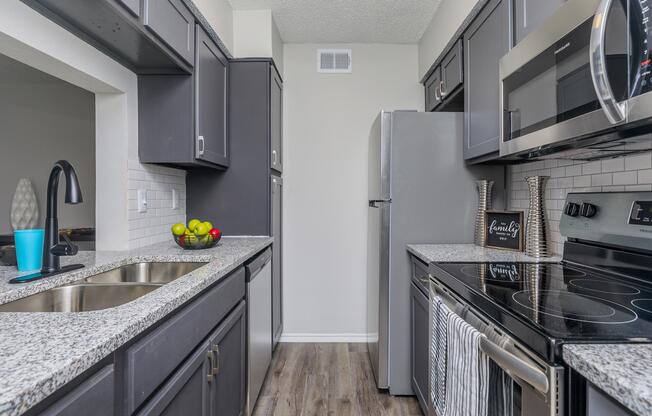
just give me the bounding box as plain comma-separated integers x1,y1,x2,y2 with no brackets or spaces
429,279,565,416
499,0,633,158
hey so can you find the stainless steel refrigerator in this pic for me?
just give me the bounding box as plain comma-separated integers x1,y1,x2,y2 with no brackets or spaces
366,111,504,394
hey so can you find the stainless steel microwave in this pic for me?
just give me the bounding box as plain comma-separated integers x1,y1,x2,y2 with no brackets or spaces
500,0,652,160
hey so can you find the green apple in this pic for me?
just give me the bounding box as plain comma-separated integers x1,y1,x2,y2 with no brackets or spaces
187,219,201,232
171,223,186,236
194,222,210,236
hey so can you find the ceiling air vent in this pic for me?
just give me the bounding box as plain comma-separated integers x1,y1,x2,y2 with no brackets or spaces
317,49,352,73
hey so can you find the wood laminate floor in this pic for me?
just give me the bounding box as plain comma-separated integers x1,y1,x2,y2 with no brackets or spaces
252,343,423,416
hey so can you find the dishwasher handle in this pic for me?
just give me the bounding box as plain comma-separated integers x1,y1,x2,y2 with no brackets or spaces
245,247,272,281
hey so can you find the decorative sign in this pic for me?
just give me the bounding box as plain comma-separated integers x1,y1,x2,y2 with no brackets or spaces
484,211,524,251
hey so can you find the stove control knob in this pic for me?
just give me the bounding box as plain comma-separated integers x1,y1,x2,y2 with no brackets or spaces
564,202,580,217
580,202,597,218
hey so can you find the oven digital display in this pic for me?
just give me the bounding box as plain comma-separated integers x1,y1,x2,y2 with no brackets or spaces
629,201,652,226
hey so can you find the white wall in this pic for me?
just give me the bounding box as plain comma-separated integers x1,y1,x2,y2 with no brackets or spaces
233,10,284,75
418,0,479,79
282,44,422,341
193,0,234,54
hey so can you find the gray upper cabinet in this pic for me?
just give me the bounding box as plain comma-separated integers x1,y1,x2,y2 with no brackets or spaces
410,282,429,416
425,68,442,112
463,0,511,161
143,0,195,65
270,68,283,173
138,24,229,170
117,0,140,16
22,0,196,73
195,26,229,167
513,0,565,45
271,175,283,349
441,40,463,100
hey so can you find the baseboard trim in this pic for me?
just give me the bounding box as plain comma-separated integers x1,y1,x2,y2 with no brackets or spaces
279,333,369,343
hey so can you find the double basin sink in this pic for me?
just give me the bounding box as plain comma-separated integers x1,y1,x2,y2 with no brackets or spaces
0,262,207,313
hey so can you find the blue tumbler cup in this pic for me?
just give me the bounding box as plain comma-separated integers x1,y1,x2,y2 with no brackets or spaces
14,229,45,272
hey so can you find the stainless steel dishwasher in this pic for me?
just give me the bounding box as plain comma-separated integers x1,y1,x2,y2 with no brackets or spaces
245,248,273,415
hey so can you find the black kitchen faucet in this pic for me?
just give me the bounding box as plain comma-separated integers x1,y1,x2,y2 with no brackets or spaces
41,160,84,274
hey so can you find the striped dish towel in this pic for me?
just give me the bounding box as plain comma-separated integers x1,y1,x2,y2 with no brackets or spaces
430,297,450,416
444,311,490,416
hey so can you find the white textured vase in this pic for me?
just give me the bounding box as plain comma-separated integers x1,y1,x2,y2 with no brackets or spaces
474,180,494,247
10,179,39,231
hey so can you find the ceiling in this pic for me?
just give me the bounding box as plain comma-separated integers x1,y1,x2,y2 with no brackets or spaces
229,0,442,44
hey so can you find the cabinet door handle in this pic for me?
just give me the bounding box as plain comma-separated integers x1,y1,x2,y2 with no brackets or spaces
434,84,441,101
212,344,220,375
197,135,205,156
439,80,447,98
272,150,278,166
206,350,215,383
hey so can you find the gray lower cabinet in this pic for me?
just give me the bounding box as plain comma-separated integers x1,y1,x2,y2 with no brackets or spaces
463,0,511,161
410,282,429,415
270,68,283,173
586,383,634,416
138,301,246,416
513,0,565,45
271,175,283,349
138,24,229,170
40,365,114,416
143,0,195,65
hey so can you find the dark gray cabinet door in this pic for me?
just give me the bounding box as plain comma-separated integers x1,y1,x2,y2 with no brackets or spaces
463,0,511,160
271,175,283,349
117,0,140,16
209,301,246,416
195,25,229,167
425,68,442,112
41,365,114,416
410,283,429,415
137,343,211,416
441,39,463,99
270,67,283,173
143,0,195,65
513,0,565,44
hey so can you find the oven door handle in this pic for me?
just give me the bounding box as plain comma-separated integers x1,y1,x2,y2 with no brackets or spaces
479,337,549,395
589,0,627,124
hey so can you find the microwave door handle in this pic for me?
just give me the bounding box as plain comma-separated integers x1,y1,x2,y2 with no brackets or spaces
589,0,627,124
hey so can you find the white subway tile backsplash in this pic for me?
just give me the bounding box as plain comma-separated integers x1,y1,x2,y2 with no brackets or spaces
127,160,186,249
625,153,652,171
507,152,652,256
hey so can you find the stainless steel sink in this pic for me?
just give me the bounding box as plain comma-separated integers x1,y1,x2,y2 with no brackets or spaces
82,262,207,284
0,283,161,313
0,262,207,312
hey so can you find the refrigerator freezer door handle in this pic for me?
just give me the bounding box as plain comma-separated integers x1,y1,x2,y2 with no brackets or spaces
369,199,392,208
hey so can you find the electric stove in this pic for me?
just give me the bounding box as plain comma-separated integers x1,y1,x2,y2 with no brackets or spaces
429,191,652,363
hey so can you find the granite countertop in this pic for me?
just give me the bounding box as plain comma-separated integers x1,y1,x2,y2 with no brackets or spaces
407,243,561,264
563,344,652,416
0,236,272,416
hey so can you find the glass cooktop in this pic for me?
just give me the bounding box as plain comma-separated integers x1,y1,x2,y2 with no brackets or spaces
431,262,652,360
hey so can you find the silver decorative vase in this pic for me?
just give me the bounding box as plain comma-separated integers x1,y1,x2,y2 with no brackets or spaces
525,176,550,258
474,180,494,246
10,178,39,231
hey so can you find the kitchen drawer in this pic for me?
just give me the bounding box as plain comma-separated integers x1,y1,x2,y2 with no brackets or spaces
410,255,429,296
143,0,195,65
124,267,245,414
41,365,114,416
